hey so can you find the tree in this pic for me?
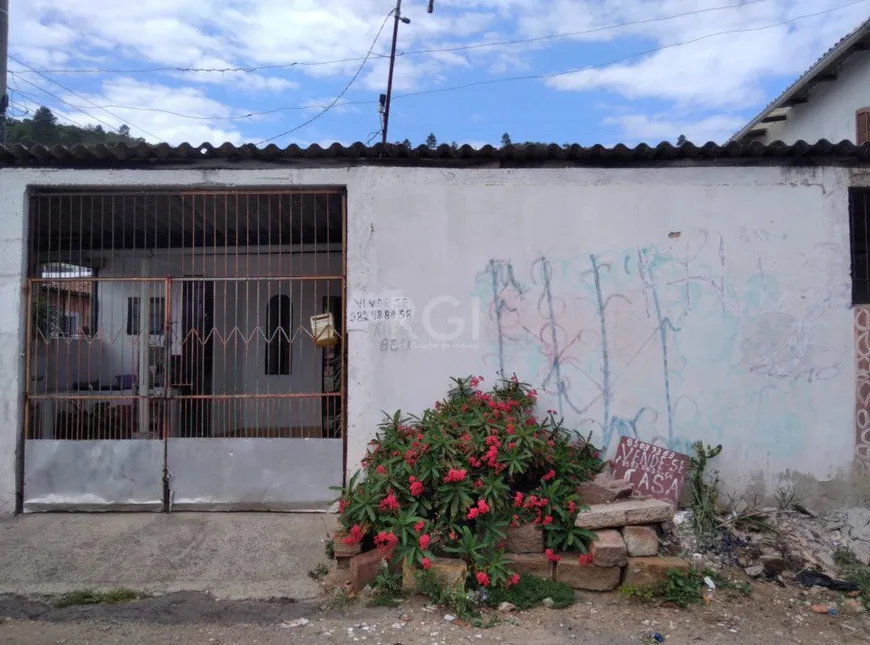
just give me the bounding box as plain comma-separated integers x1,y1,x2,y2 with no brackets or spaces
450,141,458,151
501,132,512,147
6,104,144,147
676,134,687,146
425,133,438,148
33,107,57,126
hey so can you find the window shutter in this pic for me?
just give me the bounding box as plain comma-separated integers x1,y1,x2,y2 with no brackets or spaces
858,108,870,145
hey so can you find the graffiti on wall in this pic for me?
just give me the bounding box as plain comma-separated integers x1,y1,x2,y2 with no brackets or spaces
854,306,870,469
472,229,850,457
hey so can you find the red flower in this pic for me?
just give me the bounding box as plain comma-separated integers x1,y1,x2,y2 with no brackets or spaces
469,457,481,468
467,507,480,520
485,435,502,448
543,469,556,482
513,492,524,508
379,490,400,513
542,515,553,526
510,514,520,528
548,440,556,447
507,442,516,450
343,524,364,545
577,553,593,567
338,499,349,513
422,557,432,570
545,549,561,563
449,531,457,541
473,479,484,489
568,501,577,515
477,499,490,514
374,531,399,552
419,534,431,550
507,573,520,587
443,468,467,483
410,480,425,497
414,521,425,533
476,571,490,587
417,433,424,441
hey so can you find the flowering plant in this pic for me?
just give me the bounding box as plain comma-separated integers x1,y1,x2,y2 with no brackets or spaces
332,375,603,589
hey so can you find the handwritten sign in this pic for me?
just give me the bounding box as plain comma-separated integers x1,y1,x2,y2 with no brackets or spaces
347,293,414,331
611,437,690,506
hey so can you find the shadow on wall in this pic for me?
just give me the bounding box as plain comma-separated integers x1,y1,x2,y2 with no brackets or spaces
472,228,850,461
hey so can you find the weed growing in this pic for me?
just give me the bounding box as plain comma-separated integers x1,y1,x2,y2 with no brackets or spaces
687,442,722,542
307,563,329,581
54,588,138,609
487,573,574,610
621,568,705,608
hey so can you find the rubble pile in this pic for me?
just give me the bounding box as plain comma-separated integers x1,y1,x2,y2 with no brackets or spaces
668,503,870,583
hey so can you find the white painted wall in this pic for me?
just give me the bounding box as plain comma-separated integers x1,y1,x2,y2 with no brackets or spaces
761,50,870,144
0,164,863,514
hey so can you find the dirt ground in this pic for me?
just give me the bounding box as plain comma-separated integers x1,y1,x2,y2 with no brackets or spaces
0,570,867,645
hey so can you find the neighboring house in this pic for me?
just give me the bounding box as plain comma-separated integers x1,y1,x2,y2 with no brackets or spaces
37,277,93,338
1,141,869,517
731,17,870,145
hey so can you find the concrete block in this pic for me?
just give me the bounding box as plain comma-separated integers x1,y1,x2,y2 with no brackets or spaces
332,529,362,559
622,525,659,557
591,529,628,567
506,553,553,580
555,560,621,591
622,557,690,588
402,557,467,592
349,549,388,592
505,523,543,554
575,499,674,530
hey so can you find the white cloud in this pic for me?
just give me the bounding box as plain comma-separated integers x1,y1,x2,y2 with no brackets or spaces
603,113,748,144
17,77,247,144
7,0,870,146
542,0,870,107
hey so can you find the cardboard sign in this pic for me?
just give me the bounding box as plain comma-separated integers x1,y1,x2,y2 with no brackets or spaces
611,437,690,506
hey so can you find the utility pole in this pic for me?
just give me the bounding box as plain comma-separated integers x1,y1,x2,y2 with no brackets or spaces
382,1,434,145
0,0,8,146
381,0,404,146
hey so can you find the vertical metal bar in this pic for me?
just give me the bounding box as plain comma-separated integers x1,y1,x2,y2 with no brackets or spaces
23,281,33,440
341,191,348,484
163,276,172,511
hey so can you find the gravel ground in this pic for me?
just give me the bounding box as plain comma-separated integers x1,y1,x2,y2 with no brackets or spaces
0,576,867,645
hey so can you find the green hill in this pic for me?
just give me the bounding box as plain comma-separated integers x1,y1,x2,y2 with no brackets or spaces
5,106,145,147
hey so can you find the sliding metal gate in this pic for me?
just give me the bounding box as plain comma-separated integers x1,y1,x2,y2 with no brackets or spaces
22,190,346,511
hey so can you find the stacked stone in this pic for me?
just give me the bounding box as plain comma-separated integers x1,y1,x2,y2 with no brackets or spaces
338,473,687,593
504,497,685,591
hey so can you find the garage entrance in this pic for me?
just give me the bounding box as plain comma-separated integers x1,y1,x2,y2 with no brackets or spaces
22,189,346,511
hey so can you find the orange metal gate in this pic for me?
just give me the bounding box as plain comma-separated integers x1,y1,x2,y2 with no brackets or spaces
22,189,347,511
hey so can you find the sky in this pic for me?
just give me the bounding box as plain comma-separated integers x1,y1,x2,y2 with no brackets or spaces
6,0,870,148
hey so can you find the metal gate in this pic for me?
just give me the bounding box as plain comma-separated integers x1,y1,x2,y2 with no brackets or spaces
22,189,346,511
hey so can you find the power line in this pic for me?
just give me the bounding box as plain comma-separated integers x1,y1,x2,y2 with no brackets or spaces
7,56,161,140
6,74,122,132
256,8,394,145
390,0,870,102
6,0,863,141
8,88,90,129
14,0,779,76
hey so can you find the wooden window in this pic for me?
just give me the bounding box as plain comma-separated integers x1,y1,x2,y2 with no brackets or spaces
858,108,870,145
